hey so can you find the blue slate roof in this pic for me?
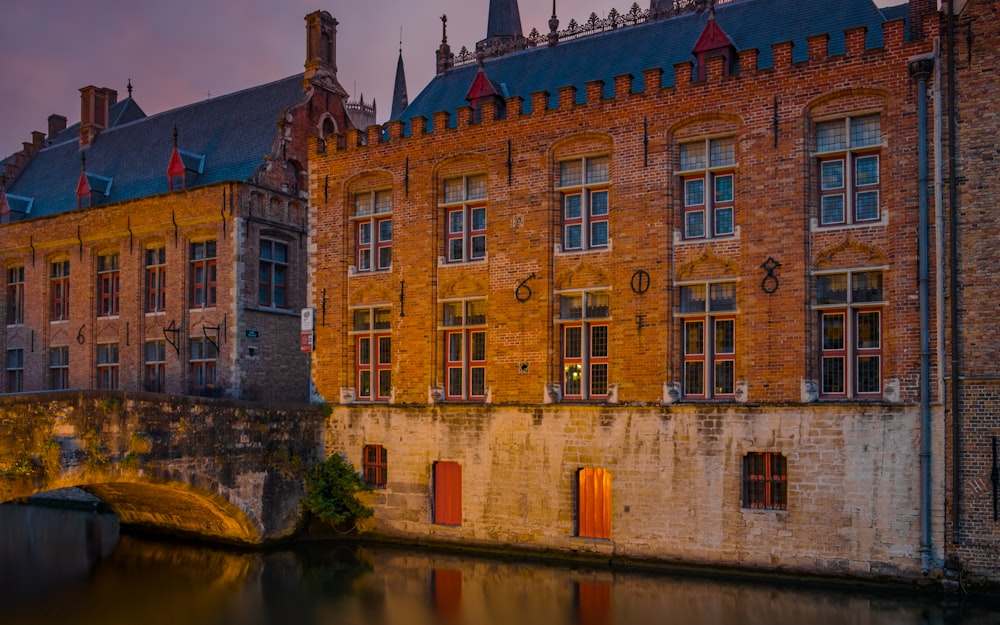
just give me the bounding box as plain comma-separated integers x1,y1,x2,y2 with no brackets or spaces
6,74,306,220
396,0,893,131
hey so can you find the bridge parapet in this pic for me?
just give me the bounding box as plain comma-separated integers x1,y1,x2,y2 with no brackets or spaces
0,391,324,545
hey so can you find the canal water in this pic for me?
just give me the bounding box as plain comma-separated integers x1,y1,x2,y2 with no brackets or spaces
1,501,997,625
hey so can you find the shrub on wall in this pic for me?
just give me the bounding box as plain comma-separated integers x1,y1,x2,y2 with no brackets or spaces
302,453,373,529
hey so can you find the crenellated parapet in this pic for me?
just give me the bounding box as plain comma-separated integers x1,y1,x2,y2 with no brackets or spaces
333,15,929,151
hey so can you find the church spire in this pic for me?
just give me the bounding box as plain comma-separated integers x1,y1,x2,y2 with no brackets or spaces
476,0,528,60
390,36,409,120
487,0,523,39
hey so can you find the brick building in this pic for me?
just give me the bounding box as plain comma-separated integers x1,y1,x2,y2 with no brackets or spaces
0,11,360,403
945,0,1000,585
307,0,985,584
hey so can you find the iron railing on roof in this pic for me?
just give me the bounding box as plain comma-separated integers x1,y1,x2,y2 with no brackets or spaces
454,0,745,67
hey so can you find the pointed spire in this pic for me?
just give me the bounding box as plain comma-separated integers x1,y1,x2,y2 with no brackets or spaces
127,78,133,98
477,0,528,60
487,0,523,39
390,41,409,120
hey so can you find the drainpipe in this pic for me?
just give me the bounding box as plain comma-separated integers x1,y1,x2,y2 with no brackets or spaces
909,54,935,574
945,0,962,547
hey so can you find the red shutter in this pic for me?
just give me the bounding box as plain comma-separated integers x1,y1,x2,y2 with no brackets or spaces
578,468,611,539
434,461,462,525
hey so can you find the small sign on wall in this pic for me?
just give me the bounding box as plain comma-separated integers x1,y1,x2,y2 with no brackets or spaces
301,331,314,353
246,329,260,338
301,307,316,331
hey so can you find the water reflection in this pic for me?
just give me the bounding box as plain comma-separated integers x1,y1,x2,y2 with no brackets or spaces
1,504,996,625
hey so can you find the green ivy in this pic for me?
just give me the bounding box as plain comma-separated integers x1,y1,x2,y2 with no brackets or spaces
302,454,373,528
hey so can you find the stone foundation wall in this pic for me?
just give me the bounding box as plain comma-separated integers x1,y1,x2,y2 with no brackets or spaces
327,402,945,583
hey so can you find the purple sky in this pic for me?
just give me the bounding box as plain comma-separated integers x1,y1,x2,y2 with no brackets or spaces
1,0,902,159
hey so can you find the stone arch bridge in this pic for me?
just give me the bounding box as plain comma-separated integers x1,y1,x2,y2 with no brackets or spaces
0,391,325,545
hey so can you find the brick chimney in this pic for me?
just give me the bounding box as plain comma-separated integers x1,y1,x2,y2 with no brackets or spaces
304,11,337,83
48,114,67,141
79,86,118,147
908,0,937,40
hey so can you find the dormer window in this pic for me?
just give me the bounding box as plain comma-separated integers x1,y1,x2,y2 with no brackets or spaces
76,170,112,209
168,146,205,191
692,13,739,81
465,66,506,124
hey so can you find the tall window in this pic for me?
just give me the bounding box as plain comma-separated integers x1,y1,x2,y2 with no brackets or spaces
817,114,881,226
353,189,392,272
442,175,486,263
145,246,166,313
50,260,70,321
679,281,737,399
679,137,735,239
145,340,166,392
97,252,120,317
190,240,217,309
6,266,24,326
96,342,119,390
433,460,462,526
6,348,24,392
352,306,392,401
742,452,787,510
816,270,884,397
559,156,609,251
577,467,611,539
362,444,388,488
189,337,218,395
441,299,486,401
259,239,288,307
50,346,69,390
559,290,610,400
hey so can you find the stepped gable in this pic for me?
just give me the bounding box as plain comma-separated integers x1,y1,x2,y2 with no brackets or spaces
395,0,889,130
7,75,306,219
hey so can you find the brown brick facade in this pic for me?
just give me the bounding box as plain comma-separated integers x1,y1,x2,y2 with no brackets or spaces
309,11,958,583
946,0,1000,586
0,183,311,402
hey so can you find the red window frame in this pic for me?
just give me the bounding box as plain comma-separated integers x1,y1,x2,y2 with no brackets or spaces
433,460,462,525
362,444,388,488
50,260,70,322
445,205,487,263
559,291,610,401
817,271,884,398
445,329,486,401
189,337,218,395
6,266,24,326
353,307,392,402
679,138,735,240
557,157,610,252
189,241,217,309
678,282,737,399
145,339,166,392
742,452,787,510
96,342,119,390
353,190,392,272
577,467,611,539
145,246,166,313
816,115,881,227
97,253,120,317
49,346,69,390
441,300,486,401
356,333,392,401
562,323,609,400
